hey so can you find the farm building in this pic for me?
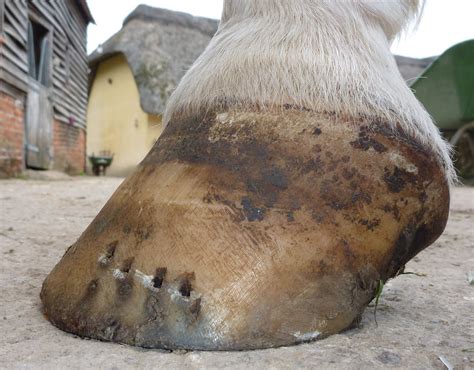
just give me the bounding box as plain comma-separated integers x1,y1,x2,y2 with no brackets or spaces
0,0,93,177
87,6,218,176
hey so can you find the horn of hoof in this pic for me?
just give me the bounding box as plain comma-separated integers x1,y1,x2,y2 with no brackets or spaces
40,108,449,350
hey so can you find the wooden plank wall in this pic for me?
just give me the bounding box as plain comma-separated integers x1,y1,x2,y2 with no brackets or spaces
0,0,28,93
0,0,5,35
0,0,88,129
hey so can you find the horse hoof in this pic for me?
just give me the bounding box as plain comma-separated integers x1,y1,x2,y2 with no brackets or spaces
41,108,449,350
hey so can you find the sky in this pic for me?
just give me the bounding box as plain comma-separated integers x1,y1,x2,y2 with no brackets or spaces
87,0,474,58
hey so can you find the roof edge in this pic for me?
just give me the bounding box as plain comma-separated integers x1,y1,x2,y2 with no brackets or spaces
77,0,95,24
123,5,218,36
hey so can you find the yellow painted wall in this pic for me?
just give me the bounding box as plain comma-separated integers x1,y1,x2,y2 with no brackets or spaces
87,54,163,177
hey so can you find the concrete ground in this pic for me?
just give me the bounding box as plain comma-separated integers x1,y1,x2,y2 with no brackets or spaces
0,177,473,369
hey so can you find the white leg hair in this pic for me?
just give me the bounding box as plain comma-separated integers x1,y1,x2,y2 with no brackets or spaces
163,0,455,184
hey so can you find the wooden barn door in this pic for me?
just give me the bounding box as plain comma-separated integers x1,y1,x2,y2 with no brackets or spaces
25,15,53,169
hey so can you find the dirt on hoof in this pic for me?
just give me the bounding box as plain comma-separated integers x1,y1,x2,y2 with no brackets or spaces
0,178,473,368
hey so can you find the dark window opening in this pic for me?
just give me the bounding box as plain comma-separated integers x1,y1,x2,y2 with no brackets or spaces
27,19,50,86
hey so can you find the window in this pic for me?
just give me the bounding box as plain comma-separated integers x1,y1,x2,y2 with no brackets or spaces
27,18,50,86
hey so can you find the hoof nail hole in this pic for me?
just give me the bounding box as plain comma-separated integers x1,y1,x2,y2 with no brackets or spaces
106,241,118,258
179,274,194,297
152,267,167,288
120,257,134,273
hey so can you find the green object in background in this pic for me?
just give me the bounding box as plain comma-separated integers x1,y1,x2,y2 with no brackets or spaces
411,39,474,130
411,40,474,179
88,154,114,176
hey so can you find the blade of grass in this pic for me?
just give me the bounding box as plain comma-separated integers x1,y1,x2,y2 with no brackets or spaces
374,279,384,326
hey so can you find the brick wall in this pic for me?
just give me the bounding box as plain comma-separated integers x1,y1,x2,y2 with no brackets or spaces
52,120,86,175
0,92,25,178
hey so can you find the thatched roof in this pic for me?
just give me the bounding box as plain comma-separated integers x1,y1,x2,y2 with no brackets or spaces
89,5,219,115
395,55,436,85
89,6,435,115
